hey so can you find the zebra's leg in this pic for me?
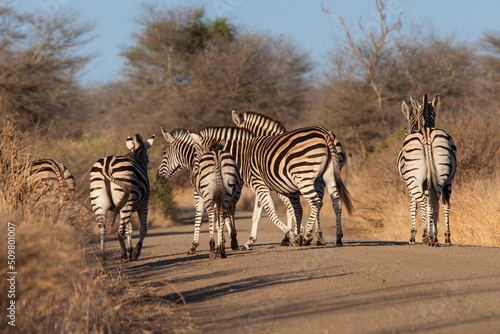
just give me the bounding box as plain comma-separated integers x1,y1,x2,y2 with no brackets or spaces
323,171,343,246
217,211,227,259
188,192,204,255
420,198,430,246
409,196,417,245
242,196,263,250
228,202,239,250
443,184,452,245
205,201,217,260
257,187,300,247
97,215,107,261
425,196,438,247
90,181,109,261
302,192,323,246
125,221,133,259
277,193,302,246
117,216,130,262
131,206,148,261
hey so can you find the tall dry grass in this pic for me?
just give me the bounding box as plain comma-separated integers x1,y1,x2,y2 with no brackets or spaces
1,109,191,333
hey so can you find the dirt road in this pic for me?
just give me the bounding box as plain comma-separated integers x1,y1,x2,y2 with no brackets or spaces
109,211,500,333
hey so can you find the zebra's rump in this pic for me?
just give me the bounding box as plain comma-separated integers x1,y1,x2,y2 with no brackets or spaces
249,127,333,193
22,158,76,193
398,128,457,187
90,155,150,212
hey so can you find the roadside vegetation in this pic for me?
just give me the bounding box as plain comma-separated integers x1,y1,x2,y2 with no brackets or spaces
0,0,498,332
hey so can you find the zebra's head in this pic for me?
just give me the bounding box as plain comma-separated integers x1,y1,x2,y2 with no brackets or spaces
402,94,439,135
156,128,201,184
126,134,155,168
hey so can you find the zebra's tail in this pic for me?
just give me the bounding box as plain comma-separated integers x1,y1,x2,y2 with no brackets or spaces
102,161,131,225
424,131,440,222
327,132,354,215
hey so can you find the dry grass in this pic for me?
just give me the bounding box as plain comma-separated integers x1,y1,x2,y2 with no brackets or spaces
1,109,192,333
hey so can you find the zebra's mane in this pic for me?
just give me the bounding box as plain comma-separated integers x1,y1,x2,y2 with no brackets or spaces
198,126,255,139
170,128,195,144
240,111,286,131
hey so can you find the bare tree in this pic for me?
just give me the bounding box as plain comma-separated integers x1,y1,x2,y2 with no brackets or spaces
0,5,93,132
322,0,401,110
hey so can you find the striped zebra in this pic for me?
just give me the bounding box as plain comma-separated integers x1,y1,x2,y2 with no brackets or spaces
231,110,303,246
20,158,75,205
195,125,353,249
232,110,348,246
397,95,456,246
90,134,154,261
157,128,242,259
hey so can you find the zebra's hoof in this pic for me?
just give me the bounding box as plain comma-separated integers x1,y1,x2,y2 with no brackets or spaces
409,240,416,245
289,235,301,247
187,248,196,255
241,243,253,251
131,244,142,261
336,237,343,246
209,251,216,260
316,234,326,246
219,246,227,259
422,235,430,246
281,235,290,246
231,239,239,251
303,234,313,246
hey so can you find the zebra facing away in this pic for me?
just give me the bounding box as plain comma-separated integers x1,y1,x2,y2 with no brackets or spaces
157,128,242,259
196,125,353,249
232,110,349,247
397,95,457,246
20,158,76,205
90,134,154,261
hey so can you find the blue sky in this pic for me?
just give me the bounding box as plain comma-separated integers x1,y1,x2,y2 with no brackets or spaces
14,0,500,86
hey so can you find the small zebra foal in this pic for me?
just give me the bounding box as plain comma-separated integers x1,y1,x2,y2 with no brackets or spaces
90,134,154,261
157,128,242,259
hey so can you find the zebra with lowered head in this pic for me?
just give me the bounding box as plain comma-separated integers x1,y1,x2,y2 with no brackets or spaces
397,94,457,246
196,124,353,250
90,134,154,261
157,128,242,259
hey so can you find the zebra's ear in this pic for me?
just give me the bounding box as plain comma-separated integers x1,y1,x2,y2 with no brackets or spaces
401,101,410,119
126,136,135,151
410,96,420,111
144,135,155,150
189,133,204,153
161,127,174,143
432,94,440,108
232,110,243,126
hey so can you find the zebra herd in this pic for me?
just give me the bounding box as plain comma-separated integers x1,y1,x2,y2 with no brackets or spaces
18,94,457,261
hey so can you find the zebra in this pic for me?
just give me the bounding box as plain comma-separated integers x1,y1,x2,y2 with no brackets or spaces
195,125,354,249
232,110,349,246
157,128,242,259
397,94,456,246
20,158,76,206
90,134,154,261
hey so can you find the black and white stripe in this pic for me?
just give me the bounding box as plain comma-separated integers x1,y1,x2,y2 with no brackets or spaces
90,134,154,261
157,128,242,259
232,110,349,246
398,95,456,246
20,158,75,205
196,125,353,249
